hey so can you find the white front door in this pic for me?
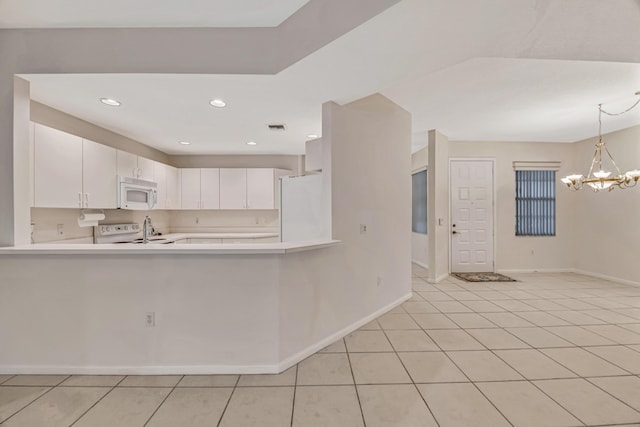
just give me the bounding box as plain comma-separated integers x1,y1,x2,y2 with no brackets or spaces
450,160,494,273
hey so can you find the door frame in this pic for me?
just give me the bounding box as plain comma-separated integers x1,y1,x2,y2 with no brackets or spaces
448,157,497,274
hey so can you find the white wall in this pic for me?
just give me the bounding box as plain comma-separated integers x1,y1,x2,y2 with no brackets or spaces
428,130,449,282
448,140,576,272
572,125,640,284
279,94,412,363
0,254,281,373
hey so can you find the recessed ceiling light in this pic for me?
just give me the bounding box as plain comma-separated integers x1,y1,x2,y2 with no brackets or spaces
179,141,191,145
247,141,257,146
307,134,319,139
100,98,121,107
209,99,227,108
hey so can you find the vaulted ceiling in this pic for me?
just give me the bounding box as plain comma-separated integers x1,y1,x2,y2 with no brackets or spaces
16,0,640,154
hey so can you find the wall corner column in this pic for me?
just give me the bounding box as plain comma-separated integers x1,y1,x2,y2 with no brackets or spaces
427,130,449,283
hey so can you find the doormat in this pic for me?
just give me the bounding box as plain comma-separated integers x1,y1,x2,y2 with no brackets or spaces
452,272,517,282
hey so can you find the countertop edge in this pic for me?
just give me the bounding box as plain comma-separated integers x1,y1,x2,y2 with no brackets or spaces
0,240,341,255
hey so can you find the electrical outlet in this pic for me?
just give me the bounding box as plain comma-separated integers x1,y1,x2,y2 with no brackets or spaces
377,276,382,287
530,249,535,255
195,217,200,225
56,224,64,237
145,312,155,327
360,224,367,234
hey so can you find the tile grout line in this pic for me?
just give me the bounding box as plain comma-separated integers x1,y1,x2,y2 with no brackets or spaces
0,385,57,424
69,375,129,427
142,375,184,426
215,373,241,427
377,319,442,427
290,364,299,427
344,337,371,427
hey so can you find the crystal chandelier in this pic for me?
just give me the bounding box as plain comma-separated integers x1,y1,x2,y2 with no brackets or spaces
561,93,640,192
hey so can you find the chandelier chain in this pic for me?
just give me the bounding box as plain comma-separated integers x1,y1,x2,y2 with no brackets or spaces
600,97,640,116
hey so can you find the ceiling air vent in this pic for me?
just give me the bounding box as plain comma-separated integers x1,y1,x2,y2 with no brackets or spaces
267,123,287,131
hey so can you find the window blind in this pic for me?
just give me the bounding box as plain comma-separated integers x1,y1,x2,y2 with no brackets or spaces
412,170,427,234
515,170,556,236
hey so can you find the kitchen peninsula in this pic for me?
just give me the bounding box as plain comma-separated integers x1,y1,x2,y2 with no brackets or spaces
2,93,411,376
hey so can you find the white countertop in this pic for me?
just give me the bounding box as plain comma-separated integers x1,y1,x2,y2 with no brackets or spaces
0,239,340,255
159,232,279,241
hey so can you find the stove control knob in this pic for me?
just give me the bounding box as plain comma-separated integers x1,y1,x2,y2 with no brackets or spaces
101,226,106,232
124,226,129,231
106,226,112,232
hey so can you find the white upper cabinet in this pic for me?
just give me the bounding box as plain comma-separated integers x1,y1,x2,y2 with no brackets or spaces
116,150,138,178
200,168,220,209
219,168,287,210
137,156,155,181
247,168,275,209
117,150,155,181
82,139,117,208
34,124,83,208
180,168,201,209
219,168,247,209
179,168,219,209
33,124,117,209
153,161,167,210
166,165,181,209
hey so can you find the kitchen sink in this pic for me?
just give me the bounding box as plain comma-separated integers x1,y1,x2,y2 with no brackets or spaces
130,237,171,244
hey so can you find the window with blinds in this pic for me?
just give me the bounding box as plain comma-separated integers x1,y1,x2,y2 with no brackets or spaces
412,170,427,234
515,170,556,236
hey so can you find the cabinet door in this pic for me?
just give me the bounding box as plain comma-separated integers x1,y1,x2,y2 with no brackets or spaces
83,139,117,208
219,168,247,209
117,150,138,178
34,124,83,208
180,168,201,209
200,168,220,209
153,161,167,209
137,156,155,181
166,165,181,209
246,168,275,209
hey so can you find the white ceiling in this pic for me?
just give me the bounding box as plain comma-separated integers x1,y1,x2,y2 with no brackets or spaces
0,0,309,28
21,0,640,155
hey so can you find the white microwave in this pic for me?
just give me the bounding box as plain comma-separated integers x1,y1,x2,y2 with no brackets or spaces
118,176,158,210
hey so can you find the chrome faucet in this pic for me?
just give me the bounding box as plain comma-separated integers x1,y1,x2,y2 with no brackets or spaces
143,216,152,244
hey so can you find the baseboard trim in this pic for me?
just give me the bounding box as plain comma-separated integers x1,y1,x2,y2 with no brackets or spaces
497,267,640,288
0,364,280,375
411,260,429,270
427,273,449,284
0,294,413,376
497,268,575,274
277,292,413,372
572,268,640,288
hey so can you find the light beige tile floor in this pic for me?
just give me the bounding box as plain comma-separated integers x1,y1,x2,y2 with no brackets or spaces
2,269,640,426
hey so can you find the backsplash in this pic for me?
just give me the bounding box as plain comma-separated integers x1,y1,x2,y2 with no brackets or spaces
169,210,279,233
30,208,278,243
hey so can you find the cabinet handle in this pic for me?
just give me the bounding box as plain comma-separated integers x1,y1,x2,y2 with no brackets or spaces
84,193,89,208
78,192,82,208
